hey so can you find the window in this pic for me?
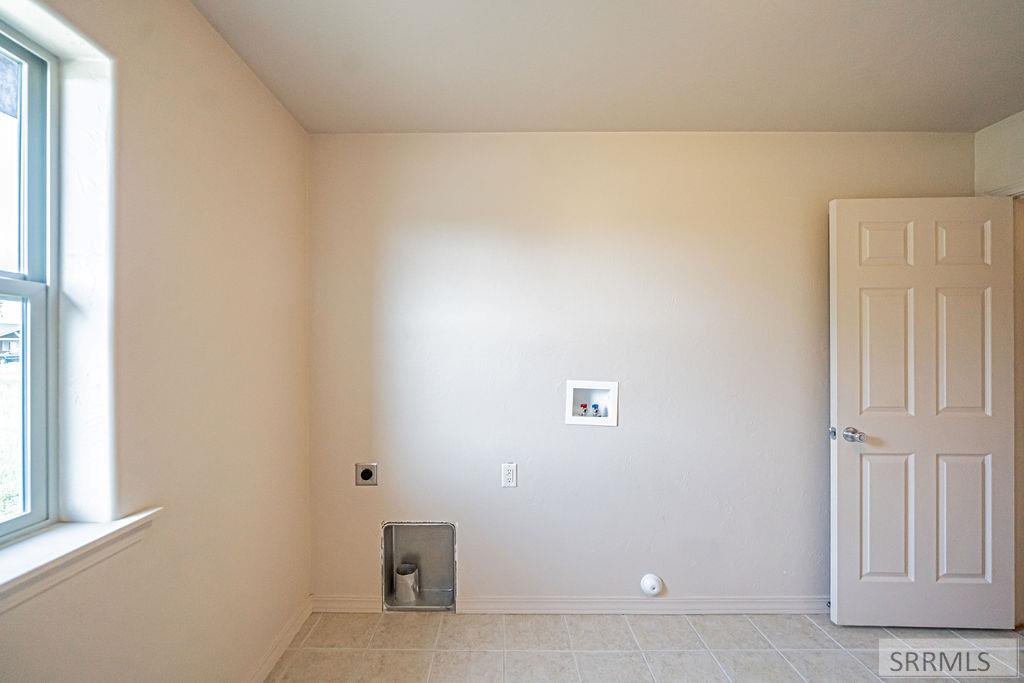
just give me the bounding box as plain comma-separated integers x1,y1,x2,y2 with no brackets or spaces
0,25,51,542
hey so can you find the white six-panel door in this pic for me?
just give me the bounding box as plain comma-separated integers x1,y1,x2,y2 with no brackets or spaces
830,197,1013,628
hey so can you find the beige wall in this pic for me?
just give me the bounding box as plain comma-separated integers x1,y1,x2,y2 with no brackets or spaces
309,132,974,605
1016,198,1024,625
0,1,311,680
976,111,1024,195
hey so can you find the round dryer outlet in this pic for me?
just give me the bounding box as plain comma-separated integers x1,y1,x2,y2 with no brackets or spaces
355,463,378,486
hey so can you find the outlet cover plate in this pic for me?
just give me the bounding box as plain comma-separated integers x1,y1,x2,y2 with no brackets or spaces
501,463,517,487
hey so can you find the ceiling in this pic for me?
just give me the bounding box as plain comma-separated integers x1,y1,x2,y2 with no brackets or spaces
191,0,1024,134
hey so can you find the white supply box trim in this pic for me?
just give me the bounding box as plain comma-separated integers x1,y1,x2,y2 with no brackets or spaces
565,379,619,426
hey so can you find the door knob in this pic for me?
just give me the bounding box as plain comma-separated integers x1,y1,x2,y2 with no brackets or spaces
842,427,866,443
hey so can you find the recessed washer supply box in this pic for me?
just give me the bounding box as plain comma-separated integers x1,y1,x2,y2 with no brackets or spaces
565,380,618,426
381,522,456,611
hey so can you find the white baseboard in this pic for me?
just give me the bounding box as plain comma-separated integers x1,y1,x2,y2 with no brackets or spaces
310,594,828,615
456,595,829,614
248,595,313,683
312,594,382,612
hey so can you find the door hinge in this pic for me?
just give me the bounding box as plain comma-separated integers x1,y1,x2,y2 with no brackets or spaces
829,426,837,440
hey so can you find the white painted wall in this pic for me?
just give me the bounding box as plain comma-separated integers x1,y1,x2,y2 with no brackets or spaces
976,111,1024,195
0,1,311,680
309,132,974,608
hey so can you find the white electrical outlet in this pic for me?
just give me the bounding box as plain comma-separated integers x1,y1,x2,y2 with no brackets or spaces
501,463,517,488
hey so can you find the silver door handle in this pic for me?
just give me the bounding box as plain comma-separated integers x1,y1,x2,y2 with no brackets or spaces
842,427,866,443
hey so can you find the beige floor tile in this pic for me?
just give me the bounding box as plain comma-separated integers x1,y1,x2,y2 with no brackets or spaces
781,649,877,682
806,613,891,649
369,612,442,650
953,628,1020,647
848,649,951,681
505,615,572,650
627,615,704,651
428,650,502,682
565,615,638,651
646,651,728,682
575,652,653,682
688,615,771,650
288,613,322,648
304,613,381,648
280,650,365,681
434,613,504,650
265,650,298,682
713,650,803,682
272,611,1024,682
748,614,840,649
504,651,580,682
982,649,1021,677
359,651,432,682
885,627,963,649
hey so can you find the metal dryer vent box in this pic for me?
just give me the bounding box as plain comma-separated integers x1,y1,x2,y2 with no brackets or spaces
381,522,456,612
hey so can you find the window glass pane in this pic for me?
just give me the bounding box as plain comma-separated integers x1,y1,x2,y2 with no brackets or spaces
0,297,23,522
0,49,21,273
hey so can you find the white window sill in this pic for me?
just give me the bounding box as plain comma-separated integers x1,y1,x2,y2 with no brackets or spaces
0,507,161,614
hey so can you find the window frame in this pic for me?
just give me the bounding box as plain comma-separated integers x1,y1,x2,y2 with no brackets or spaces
0,22,57,544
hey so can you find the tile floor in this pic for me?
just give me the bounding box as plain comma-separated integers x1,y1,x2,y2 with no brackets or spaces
267,612,1022,682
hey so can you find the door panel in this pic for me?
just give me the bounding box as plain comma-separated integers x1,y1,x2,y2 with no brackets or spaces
936,221,991,265
861,221,914,266
936,287,990,415
830,197,1013,628
860,288,914,415
936,453,990,582
860,453,914,580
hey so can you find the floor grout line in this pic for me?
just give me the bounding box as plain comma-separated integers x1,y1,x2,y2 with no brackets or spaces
623,615,657,682
886,626,968,678
882,627,960,680
424,613,444,683
743,615,809,683
500,614,507,683
800,613,846,650
297,612,324,649
565,615,584,682
500,615,506,682
363,611,385,650
843,651,885,682
366,612,381,651
684,615,733,682
425,650,436,683
800,614,884,680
